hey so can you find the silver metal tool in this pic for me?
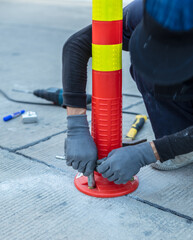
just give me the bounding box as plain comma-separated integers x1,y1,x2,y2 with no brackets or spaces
55,155,66,160
87,160,102,189
76,172,83,179
12,88,33,94
88,172,96,189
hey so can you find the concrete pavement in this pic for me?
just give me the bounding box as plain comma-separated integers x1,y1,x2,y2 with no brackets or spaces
0,1,193,239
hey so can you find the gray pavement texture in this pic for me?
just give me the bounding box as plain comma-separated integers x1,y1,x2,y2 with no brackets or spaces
0,1,193,240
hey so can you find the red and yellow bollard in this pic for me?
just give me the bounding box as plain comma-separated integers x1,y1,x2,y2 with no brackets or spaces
74,0,139,197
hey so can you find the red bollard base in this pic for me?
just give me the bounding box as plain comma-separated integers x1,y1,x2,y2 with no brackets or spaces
74,172,139,198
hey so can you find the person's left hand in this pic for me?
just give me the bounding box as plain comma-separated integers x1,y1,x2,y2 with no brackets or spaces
96,142,156,184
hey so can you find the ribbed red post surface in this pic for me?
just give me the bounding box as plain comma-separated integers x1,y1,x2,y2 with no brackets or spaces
92,19,123,159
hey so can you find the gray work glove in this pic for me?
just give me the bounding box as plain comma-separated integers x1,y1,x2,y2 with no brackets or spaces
65,114,97,176
96,142,156,184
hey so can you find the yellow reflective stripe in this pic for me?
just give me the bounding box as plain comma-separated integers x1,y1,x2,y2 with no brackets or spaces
92,0,122,21
92,44,122,71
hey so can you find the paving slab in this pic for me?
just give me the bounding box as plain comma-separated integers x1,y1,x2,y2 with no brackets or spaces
1,149,193,240
0,92,93,151
0,96,67,151
0,0,140,152
0,0,91,151
17,132,74,175
130,163,193,218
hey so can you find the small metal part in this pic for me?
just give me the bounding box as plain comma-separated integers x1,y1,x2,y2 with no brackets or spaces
12,88,33,94
88,172,96,189
55,155,66,160
22,111,38,123
76,172,84,179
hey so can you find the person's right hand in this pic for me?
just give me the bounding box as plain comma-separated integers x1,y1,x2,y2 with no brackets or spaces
96,142,157,184
65,115,98,176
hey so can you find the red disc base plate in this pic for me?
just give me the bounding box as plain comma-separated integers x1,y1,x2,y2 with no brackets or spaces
74,172,139,198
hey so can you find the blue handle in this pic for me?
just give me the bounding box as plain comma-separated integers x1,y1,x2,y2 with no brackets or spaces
58,89,63,106
3,115,13,121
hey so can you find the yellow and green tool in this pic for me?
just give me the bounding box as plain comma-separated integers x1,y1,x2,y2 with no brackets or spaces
122,115,147,146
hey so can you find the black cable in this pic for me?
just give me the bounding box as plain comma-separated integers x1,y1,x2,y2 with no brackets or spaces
0,89,54,106
122,93,142,98
122,110,142,115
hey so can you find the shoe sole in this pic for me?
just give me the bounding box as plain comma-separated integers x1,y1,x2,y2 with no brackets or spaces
151,161,193,171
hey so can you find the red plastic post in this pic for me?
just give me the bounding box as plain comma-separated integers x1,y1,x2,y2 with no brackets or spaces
74,1,139,197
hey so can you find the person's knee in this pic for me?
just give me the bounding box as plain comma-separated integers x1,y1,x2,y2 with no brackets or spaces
131,66,154,94
123,0,143,51
123,0,143,28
